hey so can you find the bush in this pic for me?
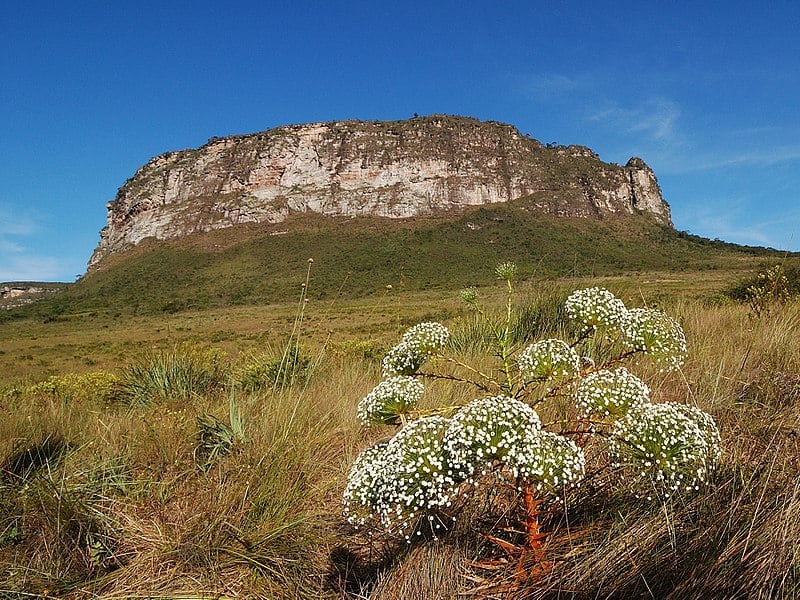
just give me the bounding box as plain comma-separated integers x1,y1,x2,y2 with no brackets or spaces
237,346,310,392
343,262,720,581
726,264,800,315
27,371,120,404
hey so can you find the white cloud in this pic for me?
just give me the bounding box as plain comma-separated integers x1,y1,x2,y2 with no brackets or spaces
523,73,583,99
0,238,24,253
589,97,682,143
658,145,800,174
673,196,799,251
0,203,68,281
0,254,65,282
0,205,40,237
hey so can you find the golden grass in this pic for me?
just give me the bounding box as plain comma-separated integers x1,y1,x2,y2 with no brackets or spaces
2,281,800,598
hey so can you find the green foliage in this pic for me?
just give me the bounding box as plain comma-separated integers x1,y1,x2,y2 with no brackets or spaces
237,346,310,392
4,200,791,322
330,338,386,360
746,264,794,316
119,344,228,405
27,371,120,404
194,391,246,472
0,449,123,586
1,434,68,485
726,263,800,314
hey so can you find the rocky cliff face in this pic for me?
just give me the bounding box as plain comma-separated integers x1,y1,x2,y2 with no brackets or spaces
88,116,671,269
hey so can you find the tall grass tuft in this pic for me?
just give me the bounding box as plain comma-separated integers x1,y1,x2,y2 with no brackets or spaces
119,344,228,405
237,345,311,392
511,288,574,344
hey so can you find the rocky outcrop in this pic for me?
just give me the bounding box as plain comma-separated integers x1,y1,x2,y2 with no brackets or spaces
0,283,64,310
88,116,671,269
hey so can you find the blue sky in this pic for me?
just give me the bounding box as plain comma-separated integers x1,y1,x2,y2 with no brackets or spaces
2,1,798,281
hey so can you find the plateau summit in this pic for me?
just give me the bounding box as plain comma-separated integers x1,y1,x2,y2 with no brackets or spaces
89,116,671,269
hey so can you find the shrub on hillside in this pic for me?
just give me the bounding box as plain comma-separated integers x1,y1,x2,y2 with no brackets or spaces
726,264,800,315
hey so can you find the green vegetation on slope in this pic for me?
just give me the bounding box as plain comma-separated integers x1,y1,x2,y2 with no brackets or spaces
4,197,789,321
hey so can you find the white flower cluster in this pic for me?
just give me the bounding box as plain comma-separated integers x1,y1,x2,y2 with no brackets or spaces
575,368,650,419
342,441,388,527
443,395,542,480
518,339,581,381
565,287,628,329
377,416,455,532
382,322,450,376
356,376,424,425
522,431,586,493
495,261,518,281
402,322,450,354
382,342,425,376
343,416,455,536
345,396,589,535
672,403,723,464
609,402,721,494
621,308,687,370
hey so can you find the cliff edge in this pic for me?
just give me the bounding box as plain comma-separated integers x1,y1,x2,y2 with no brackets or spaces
89,116,671,269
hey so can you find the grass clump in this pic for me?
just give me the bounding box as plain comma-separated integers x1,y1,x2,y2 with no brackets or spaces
119,344,228,405
3,258,800,598
237,345,311,392
194,392,245,472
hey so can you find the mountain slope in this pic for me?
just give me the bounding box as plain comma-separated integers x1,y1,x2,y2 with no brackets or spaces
13,197,779,319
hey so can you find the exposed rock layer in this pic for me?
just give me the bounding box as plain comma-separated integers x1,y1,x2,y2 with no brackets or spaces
89,116,671,269
0,284,63,310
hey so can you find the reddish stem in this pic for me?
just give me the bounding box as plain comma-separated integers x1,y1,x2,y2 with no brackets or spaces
515,484,552,582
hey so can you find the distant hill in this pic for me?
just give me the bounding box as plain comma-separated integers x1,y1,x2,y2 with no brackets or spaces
5,196,784,320
0,282,67,311
88,115,671,269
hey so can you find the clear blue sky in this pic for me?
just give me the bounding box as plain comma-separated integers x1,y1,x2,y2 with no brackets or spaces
2,1,798,282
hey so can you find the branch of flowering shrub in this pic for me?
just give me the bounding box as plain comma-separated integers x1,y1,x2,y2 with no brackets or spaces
414,370,494,393
440,355,502,392
542,418,615,432
516,348,643,403
569,327,597,349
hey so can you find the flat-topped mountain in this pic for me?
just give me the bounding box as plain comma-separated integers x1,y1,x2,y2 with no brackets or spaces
88,116,671,269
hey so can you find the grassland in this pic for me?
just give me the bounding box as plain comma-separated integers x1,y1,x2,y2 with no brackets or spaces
2,255,800,598
2,205,800,598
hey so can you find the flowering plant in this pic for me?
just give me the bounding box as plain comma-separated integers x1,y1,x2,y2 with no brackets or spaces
344,262,721,568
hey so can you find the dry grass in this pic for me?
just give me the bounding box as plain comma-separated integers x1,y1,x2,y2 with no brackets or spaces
1,285,800,598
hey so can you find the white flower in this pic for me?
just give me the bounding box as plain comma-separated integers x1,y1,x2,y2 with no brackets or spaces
356,376,424,425
382,341,425,376
444,395,542,480
518,339,581,381
621,308,687,370
609,402,721,494
402,322,450,354
495,261,518,281
382,322,450,376
565,287,628,329
343,442,389,527
575,368,650,419
519,431,585,492
375,416,454,534
344,417,455,536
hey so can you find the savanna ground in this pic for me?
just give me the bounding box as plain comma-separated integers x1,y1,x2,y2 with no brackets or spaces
1,266,800,599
